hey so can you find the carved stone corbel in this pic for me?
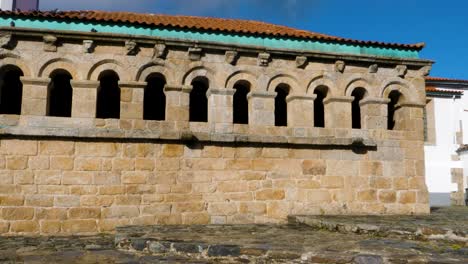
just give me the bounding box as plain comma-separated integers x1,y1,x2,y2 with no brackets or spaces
188,47,202,61
0,34,13,49
295,56,307,68
43,35,57,52
82,40,94,53
419,65,432,76
395,65,407,77
369,64,378,73
335,60,345,73
258,52,270,67
125,40,138,55
225,50,238,65
153,43,167,59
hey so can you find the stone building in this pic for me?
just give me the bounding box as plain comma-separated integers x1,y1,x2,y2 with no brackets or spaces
0,10,432,235
424,77,468,206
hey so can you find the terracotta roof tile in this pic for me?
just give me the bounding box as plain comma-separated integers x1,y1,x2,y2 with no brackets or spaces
0,10,425,50
425,86,463,95
425,76,468,83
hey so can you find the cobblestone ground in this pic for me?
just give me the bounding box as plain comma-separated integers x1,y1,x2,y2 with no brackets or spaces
0,207,466,263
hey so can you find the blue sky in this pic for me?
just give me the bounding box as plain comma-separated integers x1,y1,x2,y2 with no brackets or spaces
40,0,468,79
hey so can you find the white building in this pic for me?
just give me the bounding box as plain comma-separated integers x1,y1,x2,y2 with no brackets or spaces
425,76,468,206
0,0,39,11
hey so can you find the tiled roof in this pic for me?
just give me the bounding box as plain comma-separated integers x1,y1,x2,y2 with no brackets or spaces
425,76,468,83
425,86,463,95
0,10,425,50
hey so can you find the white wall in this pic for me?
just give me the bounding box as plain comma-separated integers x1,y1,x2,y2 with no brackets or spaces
424,96,462,193
0,0,14,11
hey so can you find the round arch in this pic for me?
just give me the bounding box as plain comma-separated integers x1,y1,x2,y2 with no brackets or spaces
135,62,176,84
225,70,257,90
306,74,337,96
0,55,32,77
38,57,79,79
87,59,128,81
182,66,215,86
344,75,372,97
267,74,300,94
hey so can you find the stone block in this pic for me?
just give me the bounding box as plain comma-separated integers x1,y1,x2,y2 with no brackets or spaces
208,202,238,215
302,160,326,175
10,221,39,233
378,190,396,203
0,195,24,206
39,141,75,155
50,156,74,170
40,220,61,234
14,171,34,184
54,195,80,207
398,191,416,204
239,202,266,215
1,140,37,155
6,156,28,170
25,195,54,207
62,171,94,185
321,176,344,188
68,207,101,219
182,212,210,224
75,142,118,157
80,195,114,207
102,206,140,218
255,189,285,200
161,144,184,157
121,171,148,184
62,220,97,233
114,195,141,206
173,202,206,213
2,207,35,220
357,190,377,202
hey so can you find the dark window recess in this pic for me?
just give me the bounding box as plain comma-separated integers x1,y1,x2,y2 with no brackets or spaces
351,88,366,129
144,74,166,121
96,70,120,119
387,90,401,130
0,65,23,115
47,70,73,117
189,77,209,122
274,85,289,127
314,87,327,128
233,81,250,124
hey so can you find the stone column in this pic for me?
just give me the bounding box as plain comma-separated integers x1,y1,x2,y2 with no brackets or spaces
20,77,50,116
247,91,276,126
119,81,145,120
207,88,235,133
163,85,192,122
392,103,425,132
323,95,353,128
359,97,390,130
286,94,316,127
70,80,99,118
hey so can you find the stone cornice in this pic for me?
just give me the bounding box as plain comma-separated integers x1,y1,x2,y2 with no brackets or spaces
70,80,99,88
247,91,277,99
164,85,193,93
0,27,433,67
359,97,391,106
286,94,316,102
118,81,147,89
323,96,354,104
19,77,50,86
206,88,236,96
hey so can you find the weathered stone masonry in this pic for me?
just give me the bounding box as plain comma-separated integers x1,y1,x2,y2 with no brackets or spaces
0,11,432,235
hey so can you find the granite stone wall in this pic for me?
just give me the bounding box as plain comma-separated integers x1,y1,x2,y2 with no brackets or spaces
0,28,431,235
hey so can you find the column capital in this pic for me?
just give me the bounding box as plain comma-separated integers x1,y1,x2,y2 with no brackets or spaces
286,94,316,103
19,77,50,86
247,91,276,99
164,85,192,93
70,80,99,89
323,95,354,104
118,81,147,89
206,88,235,96
359,97,390,106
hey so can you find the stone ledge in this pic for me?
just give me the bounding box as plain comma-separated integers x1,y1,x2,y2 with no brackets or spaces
0,115,377,147
289,207,468,244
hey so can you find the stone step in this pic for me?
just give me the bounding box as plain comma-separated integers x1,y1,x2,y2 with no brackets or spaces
288,207,468,245
114,224,467,263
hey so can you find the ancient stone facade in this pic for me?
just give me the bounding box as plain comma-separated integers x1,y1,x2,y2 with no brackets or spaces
0,11,433,235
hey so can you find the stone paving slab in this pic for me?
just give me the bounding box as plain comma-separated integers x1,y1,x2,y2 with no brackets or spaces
290,207,468,244
115,224,468,263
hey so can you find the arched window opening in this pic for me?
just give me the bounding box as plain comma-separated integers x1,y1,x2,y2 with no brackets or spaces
313,86,328,128
96,70,120,119
233,80,250,124
0,65,23,115
189,77,209,122
47,69,73,117
387,90,402,130
351,88,367,129
275,84,289,127
144,73,166,121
